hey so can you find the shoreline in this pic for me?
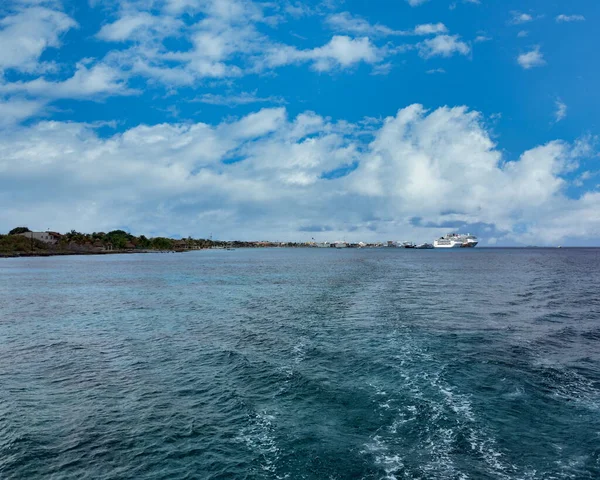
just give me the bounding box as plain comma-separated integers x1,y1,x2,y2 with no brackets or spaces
0,249,192,258
2,246,598,259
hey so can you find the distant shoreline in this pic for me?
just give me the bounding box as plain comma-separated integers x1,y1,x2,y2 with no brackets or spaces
0,249,192,259
3,246,600,259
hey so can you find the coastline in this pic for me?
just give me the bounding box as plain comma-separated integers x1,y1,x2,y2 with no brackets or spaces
0,249,193,258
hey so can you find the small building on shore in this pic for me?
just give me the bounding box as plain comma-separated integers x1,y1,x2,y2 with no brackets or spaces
173,239,189,250
17,231,61,245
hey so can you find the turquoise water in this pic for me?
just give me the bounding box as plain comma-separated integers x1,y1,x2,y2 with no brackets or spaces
1,248,600,479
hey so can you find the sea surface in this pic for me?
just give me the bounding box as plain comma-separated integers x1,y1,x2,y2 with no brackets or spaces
1,248,600,479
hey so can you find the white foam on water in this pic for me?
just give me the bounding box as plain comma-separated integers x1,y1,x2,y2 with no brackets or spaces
429,374,514,479
553,455,591,479
363,355,518,479
292,340,307,365
361,435,405,480
368,382,394,412
236,411,281,475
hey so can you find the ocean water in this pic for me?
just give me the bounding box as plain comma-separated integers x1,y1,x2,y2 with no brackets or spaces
1,248,600,480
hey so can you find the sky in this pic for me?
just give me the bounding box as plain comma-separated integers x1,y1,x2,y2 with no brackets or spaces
0,0,599,245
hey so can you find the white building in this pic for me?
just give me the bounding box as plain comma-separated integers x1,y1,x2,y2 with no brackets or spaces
18,231,61,244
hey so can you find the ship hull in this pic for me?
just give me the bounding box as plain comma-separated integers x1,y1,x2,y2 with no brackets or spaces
433,241,463,248
433,241,478,248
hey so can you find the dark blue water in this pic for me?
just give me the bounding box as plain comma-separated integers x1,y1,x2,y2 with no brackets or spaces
1,248,600,479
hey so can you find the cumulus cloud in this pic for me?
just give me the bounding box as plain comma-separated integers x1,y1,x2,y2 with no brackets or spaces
406,0,430,6
0,6,77,73
556,14,585,23
0,105,596,245
418,35,470,58
261,36,384,72
517,46,546,69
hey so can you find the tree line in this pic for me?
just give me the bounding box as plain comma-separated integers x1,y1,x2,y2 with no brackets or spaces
3,227,305,255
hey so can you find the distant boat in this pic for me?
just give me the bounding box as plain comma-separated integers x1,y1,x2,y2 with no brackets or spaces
334,241,347,249
416,243,434,249
401,241,416,248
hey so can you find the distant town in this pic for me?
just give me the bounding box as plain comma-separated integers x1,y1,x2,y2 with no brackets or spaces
1,227,419,257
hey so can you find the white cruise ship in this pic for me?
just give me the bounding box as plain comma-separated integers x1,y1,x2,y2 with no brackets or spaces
433,233,478,248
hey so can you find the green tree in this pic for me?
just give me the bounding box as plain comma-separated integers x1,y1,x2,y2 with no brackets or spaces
151,237,174,250
138,235,151,248
9,227,30,235
106,229,132,249
0,234,47,253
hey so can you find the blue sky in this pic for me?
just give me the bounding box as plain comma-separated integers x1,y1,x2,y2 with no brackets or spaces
0,0,599,245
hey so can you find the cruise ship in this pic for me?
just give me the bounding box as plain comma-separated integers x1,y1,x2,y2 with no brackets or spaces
433,233,478,248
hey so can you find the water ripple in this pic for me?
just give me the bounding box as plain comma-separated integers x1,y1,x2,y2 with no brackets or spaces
1,248,600,479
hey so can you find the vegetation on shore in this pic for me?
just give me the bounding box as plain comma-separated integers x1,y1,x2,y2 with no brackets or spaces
1,228,306,256
0,234,49,255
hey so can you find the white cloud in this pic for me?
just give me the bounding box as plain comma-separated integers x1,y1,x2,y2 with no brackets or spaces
193,91,285,107
325,12,398,36
227,107,287,139
98,14,264,83
90,0,279,86
555,99,567,123
510,12,534,25
418,35,470,58
261,36,384,72
371,63,392,76
426,68,446,74
1,105,596,244
1,0,447,93
474,35,491,43
162,0,269,22
97,13,157,42
97,12,182,42
406,0,430,6
556,14,585,23
0,6,77,73
306,36,382,69
0,97,46,127
517,46,546,69
413,23,448,35
325,12,447,37
450,0,481,10
517,30,528,38
0,62,133,99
